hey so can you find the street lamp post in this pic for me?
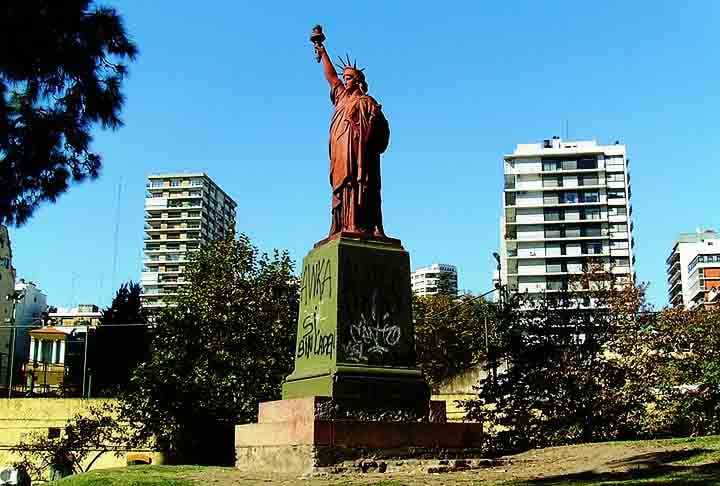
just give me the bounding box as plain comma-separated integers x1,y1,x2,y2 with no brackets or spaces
490,252,504,393
6,290,25,398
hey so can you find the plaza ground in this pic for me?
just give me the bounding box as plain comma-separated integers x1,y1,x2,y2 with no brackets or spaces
52,435,720,485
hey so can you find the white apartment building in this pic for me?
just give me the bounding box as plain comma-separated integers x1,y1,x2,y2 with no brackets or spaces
141,173,237,310
666,229,720,308
499,137,635,304
411,263,458,296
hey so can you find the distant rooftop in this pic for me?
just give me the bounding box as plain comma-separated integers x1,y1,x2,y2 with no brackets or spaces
506,137,626,159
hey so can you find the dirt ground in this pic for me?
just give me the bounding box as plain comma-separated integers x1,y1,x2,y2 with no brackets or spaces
182,438,720,485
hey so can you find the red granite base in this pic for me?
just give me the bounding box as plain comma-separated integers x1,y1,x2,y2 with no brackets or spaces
235,397,486,474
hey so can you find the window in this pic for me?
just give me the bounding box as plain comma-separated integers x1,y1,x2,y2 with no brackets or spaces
583,242,603,255
578,158,598,170
612,257,630,268
546,260,565,273
547,277,568,291
579,175,599,186
561,160,577,170
191,179,203,186
607,173,625,182
565,225,581,238
544,209,563,221
606,155,624,167
608,189,625,199
543,159,560,171
544,193,560,204
583,225,602,237
542,176,562,187
580,191,599,203
150,181,163,188
611,223,628,232
608,206,627,216
545,227,562,238
611,240,629,249
561,192,578,204
583,208,601,220
505,193,516,206
170,180,180,187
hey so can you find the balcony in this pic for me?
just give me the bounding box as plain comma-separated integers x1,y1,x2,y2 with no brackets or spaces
505,184,606,193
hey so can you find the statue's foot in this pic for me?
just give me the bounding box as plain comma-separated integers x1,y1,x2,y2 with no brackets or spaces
373,228,387,238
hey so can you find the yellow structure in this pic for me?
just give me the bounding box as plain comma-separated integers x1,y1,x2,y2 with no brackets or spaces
0,398,161,473
24,327,72,393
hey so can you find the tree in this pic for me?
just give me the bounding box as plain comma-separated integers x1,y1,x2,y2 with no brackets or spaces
464,271,648,452
119,233,299,464
91,281,149,396
0,1,137,226
101,281,147,325
413,293,493,389
12,403,124,481
610,304,720,437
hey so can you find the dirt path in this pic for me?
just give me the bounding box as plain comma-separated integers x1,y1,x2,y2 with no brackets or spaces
184,438,719,485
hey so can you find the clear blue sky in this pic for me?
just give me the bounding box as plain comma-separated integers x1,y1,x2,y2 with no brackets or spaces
8,0,720,309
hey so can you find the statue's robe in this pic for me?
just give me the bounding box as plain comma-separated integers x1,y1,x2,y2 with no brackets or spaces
328,79,389,236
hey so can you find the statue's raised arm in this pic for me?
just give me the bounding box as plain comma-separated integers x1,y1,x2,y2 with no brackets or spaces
310,25,339,88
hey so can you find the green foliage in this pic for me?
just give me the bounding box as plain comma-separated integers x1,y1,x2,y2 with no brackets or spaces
464,265,720,453
0,1,137,226
92,282,150,396
102,282,147,325
610,305,720,438
412,293,493,389
119,233,298,463
464,277,649,451
12,403,124,481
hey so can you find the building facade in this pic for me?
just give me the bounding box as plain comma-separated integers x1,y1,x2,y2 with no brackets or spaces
500,137,635,305
141,173,237,309
3,280,47,392
0,225,15,323
48,304,102,327
411,263,458,296
666,229,720,308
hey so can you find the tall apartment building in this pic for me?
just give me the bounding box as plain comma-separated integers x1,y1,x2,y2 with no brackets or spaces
411,263,458,296
666,229,720,308
141,173,237,309
499,137,635,305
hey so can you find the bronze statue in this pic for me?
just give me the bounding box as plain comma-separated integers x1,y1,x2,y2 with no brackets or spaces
310,26,390,238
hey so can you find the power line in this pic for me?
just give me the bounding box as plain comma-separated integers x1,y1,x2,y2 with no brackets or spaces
421,287,498,322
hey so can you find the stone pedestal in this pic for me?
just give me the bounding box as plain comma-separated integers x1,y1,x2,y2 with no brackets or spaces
235,236,485,474
234,397,485,474
282,236,430,413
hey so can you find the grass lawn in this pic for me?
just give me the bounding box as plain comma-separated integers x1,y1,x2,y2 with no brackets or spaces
50,436,720,486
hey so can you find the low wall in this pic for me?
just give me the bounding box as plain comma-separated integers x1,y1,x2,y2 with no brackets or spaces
0,398,160,472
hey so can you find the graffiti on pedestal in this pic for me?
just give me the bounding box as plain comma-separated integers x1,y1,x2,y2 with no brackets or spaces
345,289,402,362
297,305,335,359
300,258,332,305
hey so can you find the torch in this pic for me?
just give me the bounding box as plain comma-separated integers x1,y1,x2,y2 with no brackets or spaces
310,25,326,63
